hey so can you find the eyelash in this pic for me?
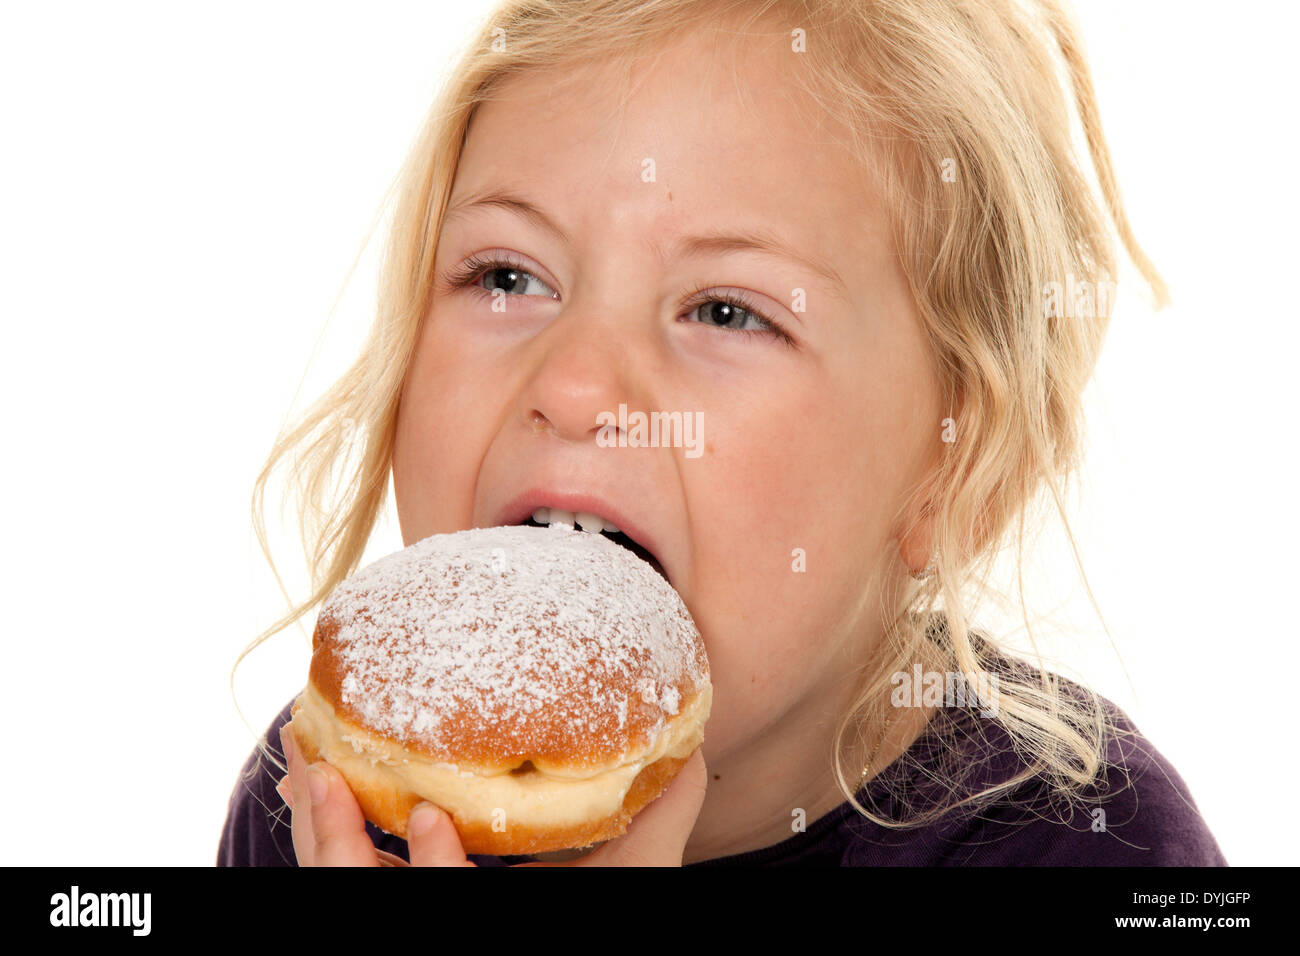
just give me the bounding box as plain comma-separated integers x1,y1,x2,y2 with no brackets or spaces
439,253,796,347
682,281,795,347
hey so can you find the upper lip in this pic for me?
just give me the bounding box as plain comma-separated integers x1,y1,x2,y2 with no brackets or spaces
494,488,670,582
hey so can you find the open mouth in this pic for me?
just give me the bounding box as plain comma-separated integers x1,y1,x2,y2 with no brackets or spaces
518,513,669,583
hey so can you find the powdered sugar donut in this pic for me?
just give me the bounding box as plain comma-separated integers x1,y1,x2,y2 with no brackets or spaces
285,523,711,856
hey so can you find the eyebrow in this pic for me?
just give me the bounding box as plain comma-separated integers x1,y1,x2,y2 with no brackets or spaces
443,188,848,297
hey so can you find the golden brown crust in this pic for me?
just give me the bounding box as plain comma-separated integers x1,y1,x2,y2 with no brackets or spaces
308,606,709,770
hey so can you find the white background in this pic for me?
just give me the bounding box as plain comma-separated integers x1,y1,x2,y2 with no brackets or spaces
1,1,1294,865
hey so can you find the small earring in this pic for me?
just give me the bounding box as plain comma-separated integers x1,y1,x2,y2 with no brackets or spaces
908,552,938,581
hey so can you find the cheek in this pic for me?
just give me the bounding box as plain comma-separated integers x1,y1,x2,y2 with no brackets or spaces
392,321,502,539
679,345,928,711
688,374,886,586
678,392,875,701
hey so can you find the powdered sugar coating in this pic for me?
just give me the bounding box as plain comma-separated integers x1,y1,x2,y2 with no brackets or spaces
309,524,709,770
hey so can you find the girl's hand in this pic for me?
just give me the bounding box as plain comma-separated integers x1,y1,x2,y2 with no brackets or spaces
278,726,708,867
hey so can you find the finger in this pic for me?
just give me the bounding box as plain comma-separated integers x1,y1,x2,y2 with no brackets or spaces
407,803,477,867
281,726,317,867
276,774,293,810
305,760,379,867
584,748,708,867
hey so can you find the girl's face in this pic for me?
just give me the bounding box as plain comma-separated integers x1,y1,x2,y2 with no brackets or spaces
393,25,941,850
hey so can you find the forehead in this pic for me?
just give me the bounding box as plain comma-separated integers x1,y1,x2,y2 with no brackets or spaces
451,24,892,282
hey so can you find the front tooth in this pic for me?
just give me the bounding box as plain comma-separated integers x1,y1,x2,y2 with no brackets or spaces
602,520,620,534
575,512,604,533
548,509,575,528
531,507,551,524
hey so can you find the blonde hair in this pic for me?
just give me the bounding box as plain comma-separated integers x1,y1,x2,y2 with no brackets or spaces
236,0,1168,831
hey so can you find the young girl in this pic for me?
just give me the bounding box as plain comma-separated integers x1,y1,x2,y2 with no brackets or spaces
219,0,1226,866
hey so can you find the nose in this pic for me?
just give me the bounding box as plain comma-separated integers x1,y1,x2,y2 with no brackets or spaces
515,304,648,446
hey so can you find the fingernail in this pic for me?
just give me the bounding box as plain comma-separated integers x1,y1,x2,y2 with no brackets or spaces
276,776,293,809
279,726,294,763
409,803,440,838
307,765,328,806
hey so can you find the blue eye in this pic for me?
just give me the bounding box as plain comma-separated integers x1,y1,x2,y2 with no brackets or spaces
681,284,793,345
442,252,558,299
439,255,795,346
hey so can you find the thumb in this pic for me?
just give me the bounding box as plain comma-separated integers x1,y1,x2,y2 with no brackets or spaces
583,748,708,867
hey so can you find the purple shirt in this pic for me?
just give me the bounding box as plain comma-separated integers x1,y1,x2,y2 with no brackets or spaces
218,651,1227,867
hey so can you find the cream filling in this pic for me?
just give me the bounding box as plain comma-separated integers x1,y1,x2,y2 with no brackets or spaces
291,681,710,829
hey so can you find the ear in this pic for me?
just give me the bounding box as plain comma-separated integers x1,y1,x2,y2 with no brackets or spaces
896,507,937,577
898,494,1003,576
